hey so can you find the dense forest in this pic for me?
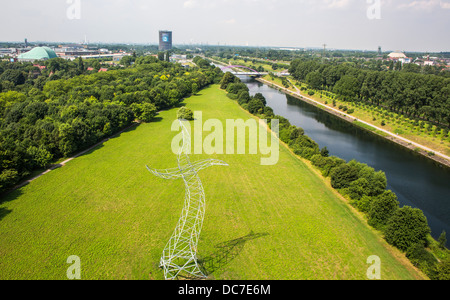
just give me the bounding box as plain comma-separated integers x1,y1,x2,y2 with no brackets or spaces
0,55,222,192
289,58,450,127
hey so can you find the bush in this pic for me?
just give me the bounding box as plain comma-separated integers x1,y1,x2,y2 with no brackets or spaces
356,195,373,213
0,169,19,192
385,206,431,251
434,259,450,280
247,99,265,115
177,107,194,120
330,163,358,189
321,156,346,177
406,243,438,277
438,230,447,249
345,177,369,201
367,190,399,230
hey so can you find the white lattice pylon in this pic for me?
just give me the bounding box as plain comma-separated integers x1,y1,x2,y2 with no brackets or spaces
146,120,228,280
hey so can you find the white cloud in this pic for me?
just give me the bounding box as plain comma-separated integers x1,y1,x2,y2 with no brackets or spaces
183,0,197,8
440,0,450,9
322,0,352,9
394,0,450,10
224,18,236,24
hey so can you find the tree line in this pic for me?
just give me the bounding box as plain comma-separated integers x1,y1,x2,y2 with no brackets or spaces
0,55,223,192
221,71,449,280
289,58,450,127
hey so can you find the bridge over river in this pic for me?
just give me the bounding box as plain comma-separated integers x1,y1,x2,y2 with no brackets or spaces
218,64,289,77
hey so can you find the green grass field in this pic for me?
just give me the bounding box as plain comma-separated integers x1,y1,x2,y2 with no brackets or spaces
0,85,425,280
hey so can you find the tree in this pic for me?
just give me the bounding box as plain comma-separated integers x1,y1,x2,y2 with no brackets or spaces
77,57,85,73
330,163,359,189
333,75,360,99
177,107,193,120
253,93,266,106
91,60,101,72
0,69,26,86
46,57,69,73
438,230,447,249
120,55,134,67
367,190,399,230
237,90,250,105
306,71,323,90
435,259,450,280
384,206,431,251
346,177,370,201
139,103,157,122
405,242,438,276
220,72,237,90
58,123,77,156
191,83,198,95
26,145,53,168
247,99,265,115
0,169,19,191
320,146,329,157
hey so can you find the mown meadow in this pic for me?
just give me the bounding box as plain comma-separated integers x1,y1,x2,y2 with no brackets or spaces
0,85,425,279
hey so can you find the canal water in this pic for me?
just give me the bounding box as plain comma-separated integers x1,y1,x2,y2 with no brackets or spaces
242,76,450,241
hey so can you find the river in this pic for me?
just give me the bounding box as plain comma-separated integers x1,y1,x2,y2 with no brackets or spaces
241,76,450,241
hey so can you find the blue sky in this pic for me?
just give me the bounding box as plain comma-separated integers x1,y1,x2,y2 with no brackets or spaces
2,0,449,52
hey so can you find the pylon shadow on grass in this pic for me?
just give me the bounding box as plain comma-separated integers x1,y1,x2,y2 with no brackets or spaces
198,231,269,277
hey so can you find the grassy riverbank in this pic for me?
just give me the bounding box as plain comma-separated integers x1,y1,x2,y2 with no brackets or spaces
0,85,425,279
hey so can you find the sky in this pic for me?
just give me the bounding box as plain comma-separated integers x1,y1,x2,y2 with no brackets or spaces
1,0,449,52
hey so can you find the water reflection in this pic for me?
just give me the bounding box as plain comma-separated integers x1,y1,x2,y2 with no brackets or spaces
242,76,450,240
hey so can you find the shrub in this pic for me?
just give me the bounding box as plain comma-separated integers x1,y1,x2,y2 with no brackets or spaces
247,99,265,115
438,230,447,249
345,177,369,201
356,195,373,213
434,259,450,280
0,169,19,191
368,190,399,230
406,243,438,276
321,156,345,177
320,146,329,157
384,206,431,251
177,107,194,120
330,163,358,189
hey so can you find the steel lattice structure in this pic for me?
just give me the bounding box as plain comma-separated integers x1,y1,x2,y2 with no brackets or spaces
146,120,228,280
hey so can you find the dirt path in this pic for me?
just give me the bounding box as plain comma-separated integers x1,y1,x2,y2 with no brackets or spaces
9,122,140,192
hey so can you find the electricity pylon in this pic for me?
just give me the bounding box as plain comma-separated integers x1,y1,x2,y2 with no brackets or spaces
146,119,228,280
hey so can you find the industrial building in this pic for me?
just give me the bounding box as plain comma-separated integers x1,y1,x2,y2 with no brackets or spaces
159,30,172,51
17,46,57,62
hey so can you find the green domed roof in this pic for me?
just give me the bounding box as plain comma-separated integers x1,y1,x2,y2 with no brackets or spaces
18,47,57,60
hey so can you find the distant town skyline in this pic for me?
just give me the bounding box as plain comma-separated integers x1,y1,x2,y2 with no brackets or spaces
2,0,450,52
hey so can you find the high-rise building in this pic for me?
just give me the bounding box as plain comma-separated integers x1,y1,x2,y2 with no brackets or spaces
159,30,172,51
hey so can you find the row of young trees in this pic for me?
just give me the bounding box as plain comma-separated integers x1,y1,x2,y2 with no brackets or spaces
221,71,449,280
0,55,223,192
289,58,450,126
